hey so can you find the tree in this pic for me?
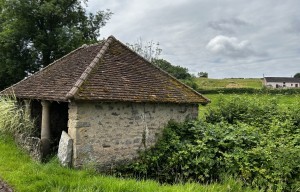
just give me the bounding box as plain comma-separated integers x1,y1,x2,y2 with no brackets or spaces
153,59,192,80
127,40,198,89
153,59,198,89
126,38,162,62
198,72,208,78
294,73,300,78
0,0,112,90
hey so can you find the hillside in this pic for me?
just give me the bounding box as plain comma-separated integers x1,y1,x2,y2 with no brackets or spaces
195,78,263,89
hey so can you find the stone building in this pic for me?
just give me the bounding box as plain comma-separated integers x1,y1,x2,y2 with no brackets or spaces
0,36,209,168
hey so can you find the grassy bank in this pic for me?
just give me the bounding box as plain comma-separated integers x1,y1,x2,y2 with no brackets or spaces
0,135,257,192
203,94,300,108
195,78,262,89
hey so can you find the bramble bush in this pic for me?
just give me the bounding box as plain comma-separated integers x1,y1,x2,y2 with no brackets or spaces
119,95,300,191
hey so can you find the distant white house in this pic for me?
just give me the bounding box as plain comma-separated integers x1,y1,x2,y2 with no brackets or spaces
264,77,300,88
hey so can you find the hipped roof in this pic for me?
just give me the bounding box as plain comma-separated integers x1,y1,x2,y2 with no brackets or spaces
1,36,209,104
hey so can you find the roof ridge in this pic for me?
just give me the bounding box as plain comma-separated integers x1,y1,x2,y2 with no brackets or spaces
81,40,106,48
0,45,86,95
113,38,210,104
65,36,115,100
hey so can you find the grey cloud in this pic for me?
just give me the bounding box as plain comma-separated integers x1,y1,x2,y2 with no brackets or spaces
288,18,300,35
208,18,249,34
87,0,300,78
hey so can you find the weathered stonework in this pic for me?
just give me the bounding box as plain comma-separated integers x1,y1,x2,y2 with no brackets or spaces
15,133,42,161
58,131,73,167
68,102,198,169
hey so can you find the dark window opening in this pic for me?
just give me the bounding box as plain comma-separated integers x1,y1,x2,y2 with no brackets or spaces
49,102,69,153
31,100,42,138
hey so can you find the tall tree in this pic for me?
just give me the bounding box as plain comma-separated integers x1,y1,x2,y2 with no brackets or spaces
0,0,112,90
126,38,162,62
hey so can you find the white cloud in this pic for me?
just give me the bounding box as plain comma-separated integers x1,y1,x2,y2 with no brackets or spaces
206,35,257,59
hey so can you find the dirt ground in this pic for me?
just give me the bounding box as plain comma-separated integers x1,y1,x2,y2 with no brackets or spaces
0,179,13,192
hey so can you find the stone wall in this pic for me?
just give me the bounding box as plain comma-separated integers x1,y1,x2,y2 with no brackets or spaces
68,102,198,169
15,133,42,161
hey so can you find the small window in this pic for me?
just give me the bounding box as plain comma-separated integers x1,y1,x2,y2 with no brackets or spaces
291,84,293,86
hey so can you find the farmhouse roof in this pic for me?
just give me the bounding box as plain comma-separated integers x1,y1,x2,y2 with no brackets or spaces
0,36,209,104
264,77,300,83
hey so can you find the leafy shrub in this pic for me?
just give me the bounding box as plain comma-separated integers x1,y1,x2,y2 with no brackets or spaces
0,96,34,136
205,95,278,126
119,95,300,191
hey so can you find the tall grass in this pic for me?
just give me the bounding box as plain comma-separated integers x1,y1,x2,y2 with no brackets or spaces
0,96,35,136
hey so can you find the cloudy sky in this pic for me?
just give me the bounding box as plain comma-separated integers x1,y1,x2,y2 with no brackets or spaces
86,0,300,78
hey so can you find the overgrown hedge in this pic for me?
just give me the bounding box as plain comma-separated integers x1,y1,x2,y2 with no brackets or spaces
119,95,300,191
197,87,300,95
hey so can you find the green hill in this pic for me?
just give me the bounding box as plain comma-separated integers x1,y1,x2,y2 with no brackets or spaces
195,78,263,89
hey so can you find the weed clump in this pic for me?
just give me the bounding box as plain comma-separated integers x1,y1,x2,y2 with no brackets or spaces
0,96,35,137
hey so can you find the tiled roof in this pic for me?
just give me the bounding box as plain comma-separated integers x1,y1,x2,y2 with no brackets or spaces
1,36,209,104
264,77,300,83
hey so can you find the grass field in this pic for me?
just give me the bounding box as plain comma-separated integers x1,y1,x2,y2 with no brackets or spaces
195,78,263,89
199,93,300,118
203,93,300,107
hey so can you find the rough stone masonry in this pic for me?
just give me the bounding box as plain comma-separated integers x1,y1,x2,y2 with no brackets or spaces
68,101,198,169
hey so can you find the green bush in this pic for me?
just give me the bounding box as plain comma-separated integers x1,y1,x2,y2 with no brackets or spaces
0,96,34,136
119,95,300,191
181,78,199,90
